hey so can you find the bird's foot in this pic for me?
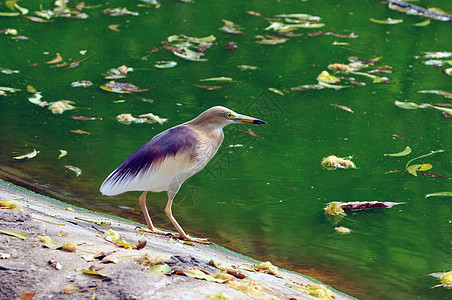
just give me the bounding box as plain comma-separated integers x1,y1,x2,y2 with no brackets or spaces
139,227,178,237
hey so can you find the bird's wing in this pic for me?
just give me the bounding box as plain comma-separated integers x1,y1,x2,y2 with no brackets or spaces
100,125,199,196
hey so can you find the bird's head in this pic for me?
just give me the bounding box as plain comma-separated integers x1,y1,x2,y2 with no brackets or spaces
189,106,267,129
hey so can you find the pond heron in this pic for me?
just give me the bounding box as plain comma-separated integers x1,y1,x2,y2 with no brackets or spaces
100,106,266,243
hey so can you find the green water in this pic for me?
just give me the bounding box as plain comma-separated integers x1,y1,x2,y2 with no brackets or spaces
1,0,452,298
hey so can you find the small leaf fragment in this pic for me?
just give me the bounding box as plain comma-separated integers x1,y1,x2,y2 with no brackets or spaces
384,146,412,157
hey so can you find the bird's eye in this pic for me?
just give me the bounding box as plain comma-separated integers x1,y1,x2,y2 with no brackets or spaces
225,112,233,119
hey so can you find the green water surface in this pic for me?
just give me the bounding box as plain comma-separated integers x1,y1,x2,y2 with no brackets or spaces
1,0,451,299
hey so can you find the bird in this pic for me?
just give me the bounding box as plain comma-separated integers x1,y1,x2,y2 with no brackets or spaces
100,106,266,244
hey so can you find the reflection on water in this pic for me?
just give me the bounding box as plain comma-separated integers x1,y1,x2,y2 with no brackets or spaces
1,0,452,299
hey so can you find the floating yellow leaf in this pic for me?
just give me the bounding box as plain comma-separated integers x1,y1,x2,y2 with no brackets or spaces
325,202,346,216
418,163,432,171
317,70,340,84
45,53,63,64
13,149,39,160
384,146,412,157
58,150,67,158
27,85,37,93
268,87,284,95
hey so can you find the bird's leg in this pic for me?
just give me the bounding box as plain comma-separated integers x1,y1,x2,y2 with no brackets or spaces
165,186,210,244
138,191,176,236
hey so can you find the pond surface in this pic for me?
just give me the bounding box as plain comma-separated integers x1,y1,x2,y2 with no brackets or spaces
1,0,452,299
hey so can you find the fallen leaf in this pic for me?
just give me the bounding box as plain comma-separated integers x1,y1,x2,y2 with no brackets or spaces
254,261,281,277
384,146,412,157
71,80,93,87
0,229,29,240
65,165,82,177
328,201,405,211
370,17,403,24
219,19,245,35
13,149,39,160
425,192,452,198
154,61,177,68
45,53,63,64
324,202,346,216
82,269,111,278
71,116,102,121
35,235,62,249
193,84,222,90
200,77,233,82
268,87,284,95
62,241,78,252
108,24,121,31
69,129,91,135
335,226,352,234
321,155,356,170
49,101,75,114
287,283,335,300
0,200,22,210
332,104,353,113
19,292,36,299
414,19,431,27
227,278,266,295
24,15,54,22
146,264,172,275
176,268,228,283
206,292,233,300
100,81,150,94
103,229,119,242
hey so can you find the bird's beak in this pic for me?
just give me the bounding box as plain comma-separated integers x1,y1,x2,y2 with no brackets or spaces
232,113,267,125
